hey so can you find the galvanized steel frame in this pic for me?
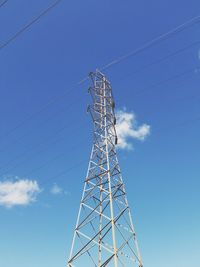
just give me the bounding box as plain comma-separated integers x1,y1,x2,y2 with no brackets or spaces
67,70,143,267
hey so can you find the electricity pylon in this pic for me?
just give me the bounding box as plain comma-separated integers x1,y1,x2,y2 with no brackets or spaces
67,70,143,267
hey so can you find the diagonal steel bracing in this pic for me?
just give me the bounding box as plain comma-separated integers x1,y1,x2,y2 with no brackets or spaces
67,70,143,267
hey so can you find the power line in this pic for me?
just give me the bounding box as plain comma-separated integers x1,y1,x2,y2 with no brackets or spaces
22,138,88,178
6,113,198,189
12,114,200,188
0,57,191,156
0,73,199,185
27,112,200,188
0,0,8,8
1,40,197,143
0,83,80,140
0,90,83,153
155,115,200,135
1,14,200,146
39,159,86,187
133,66,199,97
100,14,200,71
138,83,200,120
0,0,63,50
0,112,86,170
1,45,196,147
0,135,89,186
0,1,80,142
0,120,87,175
116,39,200,82
1,66,198,171
0,4,199,216
0,67,198,176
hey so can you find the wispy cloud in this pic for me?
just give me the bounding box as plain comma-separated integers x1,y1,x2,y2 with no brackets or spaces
50,183,63,195
0,179,40,208
115,109,150,150
50,183,70,196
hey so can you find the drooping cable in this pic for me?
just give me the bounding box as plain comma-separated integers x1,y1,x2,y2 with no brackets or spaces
100,14,200,71
0,0,63,51
0,0,8,8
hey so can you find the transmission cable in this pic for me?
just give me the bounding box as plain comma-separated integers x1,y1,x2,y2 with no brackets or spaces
0,67,198,176
0,44,197,155
1,14,200,145
22,113,200,188
0,134,89,185
0,90,83,153
39,159,87,187
0,0,63,50
0,0,8,8
155,115,200,135
0,83,81,140
138,83,200,120
0,66,197,172
133,66,199,97
0,119,87,174
22,138,88,178
100,14,200,71
0,39,198,142
116,39,200,82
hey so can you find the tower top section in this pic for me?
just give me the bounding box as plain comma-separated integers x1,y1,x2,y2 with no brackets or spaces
87,70,118,146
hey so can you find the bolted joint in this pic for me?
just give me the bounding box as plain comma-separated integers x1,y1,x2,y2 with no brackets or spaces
88,71,93,77
86,105,90,113
115,136,118,145
111,100,115,109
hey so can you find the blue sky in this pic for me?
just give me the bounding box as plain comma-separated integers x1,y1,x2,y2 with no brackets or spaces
0,0,200,266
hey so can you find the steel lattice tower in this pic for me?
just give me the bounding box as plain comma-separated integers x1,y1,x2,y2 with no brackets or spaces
67,70,143,267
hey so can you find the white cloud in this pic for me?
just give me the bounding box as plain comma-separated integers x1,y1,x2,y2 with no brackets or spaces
115,109,150,150
50,183,63,195
50,183,71,196
0,179,40,208
64,190,71,196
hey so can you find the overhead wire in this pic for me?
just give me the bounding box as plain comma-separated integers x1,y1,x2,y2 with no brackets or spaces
38,114,200,188
1,13,200,142
0,136,88,180
0,0,63,51
0,39,197,143
115,39,200,82
0,60,197,165
0,89,83,153
0,83,83,140
0,41,197,149
0,10,200,182
1,66,198,177
100,14,200,71
0,113,198,209
0,119,88,175
0,0,8,8
133,66,199,97
0,72,199,185
155,115,200,136
0,0,86,143
39,159,86,188
136,83,200,120
22,143,87,179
